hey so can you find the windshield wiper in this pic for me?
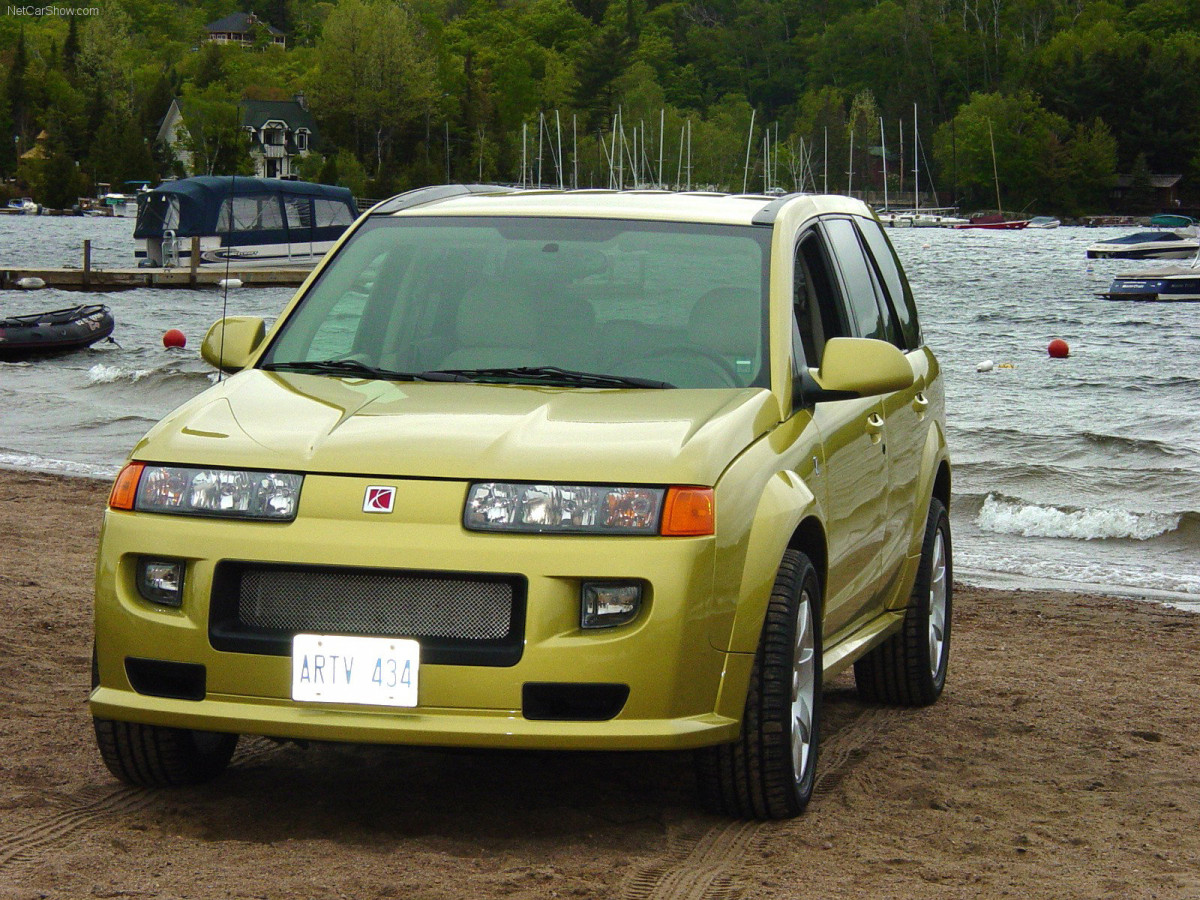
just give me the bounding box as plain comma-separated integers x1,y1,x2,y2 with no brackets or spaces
427,366,673,389
261,359,469,382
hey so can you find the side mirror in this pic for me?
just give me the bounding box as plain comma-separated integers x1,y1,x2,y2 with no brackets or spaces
200,317,266,373
799,337,915,403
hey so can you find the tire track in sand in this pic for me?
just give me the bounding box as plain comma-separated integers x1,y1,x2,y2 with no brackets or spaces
0,736,279,872
619,704,904,900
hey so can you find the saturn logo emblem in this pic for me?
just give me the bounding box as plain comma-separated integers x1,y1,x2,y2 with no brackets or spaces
363,486,396,514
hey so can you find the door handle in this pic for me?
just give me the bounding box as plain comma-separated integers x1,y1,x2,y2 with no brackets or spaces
865,413,884,444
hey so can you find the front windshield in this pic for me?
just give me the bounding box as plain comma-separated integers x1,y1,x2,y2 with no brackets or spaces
260,215,771,389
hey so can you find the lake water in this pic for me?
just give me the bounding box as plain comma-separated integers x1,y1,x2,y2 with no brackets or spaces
1,214,1197,611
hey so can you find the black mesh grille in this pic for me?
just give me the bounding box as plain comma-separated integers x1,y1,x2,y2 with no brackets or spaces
238,568,514,641
210,562,525,666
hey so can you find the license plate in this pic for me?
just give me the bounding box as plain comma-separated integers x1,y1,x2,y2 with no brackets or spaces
291,634,419,707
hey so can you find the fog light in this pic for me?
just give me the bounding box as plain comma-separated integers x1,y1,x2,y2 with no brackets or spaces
137,558,185,607
581,581,642,629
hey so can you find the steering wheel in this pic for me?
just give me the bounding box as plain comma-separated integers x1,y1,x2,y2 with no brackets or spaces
637,345,741,387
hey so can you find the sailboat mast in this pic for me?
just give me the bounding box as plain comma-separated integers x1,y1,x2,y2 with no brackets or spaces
988,118,1003,215
847,129,854,194
913,103,919,214
743,109,757,193
880,116,888,211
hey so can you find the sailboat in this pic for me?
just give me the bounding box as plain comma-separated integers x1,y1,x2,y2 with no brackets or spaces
954,119,1028,230
879,106,966,227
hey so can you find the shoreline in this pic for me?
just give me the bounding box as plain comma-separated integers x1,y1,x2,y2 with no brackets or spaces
3,465,1200,898
4,461,1195,611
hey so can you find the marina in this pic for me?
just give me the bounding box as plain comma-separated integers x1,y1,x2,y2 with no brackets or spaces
0,214,1197,605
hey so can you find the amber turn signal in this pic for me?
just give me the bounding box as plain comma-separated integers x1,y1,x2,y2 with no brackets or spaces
109,462,145,511
661,486,715,536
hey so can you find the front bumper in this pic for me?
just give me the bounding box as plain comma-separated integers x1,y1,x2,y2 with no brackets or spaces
91,474,750,751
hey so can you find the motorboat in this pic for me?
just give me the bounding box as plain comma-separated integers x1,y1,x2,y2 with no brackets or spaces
3,198,40,215
101,193,139,217
1085,228,1199,259
1027,216,1061,229
133,176,359,268
1099,266,1200,301
953,214,1029,230
0,304,115,358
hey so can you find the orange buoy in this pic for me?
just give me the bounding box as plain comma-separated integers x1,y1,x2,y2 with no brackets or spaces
1048,339,1069,359
163,328,186,349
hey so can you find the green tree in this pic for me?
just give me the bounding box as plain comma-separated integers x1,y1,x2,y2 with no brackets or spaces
63,16,80,78
932,91,1068,212
0,98,16,177
1128,152,1154,213
89,106,157,187
34,147,85,209
310,0,438,175
6,28,29,137
175,87,254,176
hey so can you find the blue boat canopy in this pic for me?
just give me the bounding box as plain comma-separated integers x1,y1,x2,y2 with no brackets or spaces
134,176,356,239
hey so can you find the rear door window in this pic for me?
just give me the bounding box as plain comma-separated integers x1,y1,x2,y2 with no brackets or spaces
857,218,922,350
822,218,886,341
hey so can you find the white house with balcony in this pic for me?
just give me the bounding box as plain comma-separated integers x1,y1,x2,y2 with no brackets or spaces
157,96,318,179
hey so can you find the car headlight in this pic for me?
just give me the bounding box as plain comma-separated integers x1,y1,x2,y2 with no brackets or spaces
464,482,664,534
109,463,302,521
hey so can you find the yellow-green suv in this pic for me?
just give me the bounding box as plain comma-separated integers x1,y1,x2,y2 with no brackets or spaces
91,187,951,819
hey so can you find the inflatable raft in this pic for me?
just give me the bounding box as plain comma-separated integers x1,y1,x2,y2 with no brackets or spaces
0,304,115,359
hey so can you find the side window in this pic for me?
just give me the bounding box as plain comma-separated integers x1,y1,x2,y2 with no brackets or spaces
858,218,922,349
283,196,313,231
217,196,284,232
793,231,850,368
314,198,356,228
822,218,885,341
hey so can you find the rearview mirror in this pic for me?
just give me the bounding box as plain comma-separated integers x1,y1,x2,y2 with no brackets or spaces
801,337,915,403
200,317,266,373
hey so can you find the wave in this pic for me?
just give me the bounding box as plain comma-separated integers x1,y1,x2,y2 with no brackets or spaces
85,362,211,388
87,363,154,384
974,493,1182,541
0,451,119,480
1080,430,1188,457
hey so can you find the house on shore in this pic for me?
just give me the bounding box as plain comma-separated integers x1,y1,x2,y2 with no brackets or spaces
205,11,286,48
157,96,317,180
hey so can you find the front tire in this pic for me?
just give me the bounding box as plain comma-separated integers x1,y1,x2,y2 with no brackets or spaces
855,496,952,706
696,549,822,819
94,718,238,787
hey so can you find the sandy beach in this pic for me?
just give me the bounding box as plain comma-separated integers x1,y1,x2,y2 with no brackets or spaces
1,467,1198,899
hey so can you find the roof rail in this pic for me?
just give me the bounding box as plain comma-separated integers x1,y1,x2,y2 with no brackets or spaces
751,192,806,226
368,183,513,215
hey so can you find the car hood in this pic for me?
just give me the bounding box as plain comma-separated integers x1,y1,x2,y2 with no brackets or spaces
132,370,782,485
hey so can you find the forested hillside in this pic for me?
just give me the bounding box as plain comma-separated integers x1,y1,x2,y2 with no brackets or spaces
2,0,1198,213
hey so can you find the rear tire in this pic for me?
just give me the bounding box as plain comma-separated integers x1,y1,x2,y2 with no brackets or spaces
696,549,822,819
854,496,952,706
93,718,238,787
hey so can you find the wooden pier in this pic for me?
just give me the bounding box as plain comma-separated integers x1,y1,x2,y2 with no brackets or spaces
1,264,312,291
1,239,313,291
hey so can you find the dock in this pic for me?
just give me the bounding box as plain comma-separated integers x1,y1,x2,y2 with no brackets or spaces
1,238,314,291
1,265,312,291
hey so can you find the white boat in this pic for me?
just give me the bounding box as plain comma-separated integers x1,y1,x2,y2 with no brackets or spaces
4,198,40,215
134,176,359,268
101,193,139,217
1027,216,1061,229
1099,265,1200,301
1086,227,1199,259
877,208,967,228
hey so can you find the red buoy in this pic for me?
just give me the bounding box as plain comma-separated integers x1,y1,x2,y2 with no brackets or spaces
163,328,186,349
1048,339,1069,359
